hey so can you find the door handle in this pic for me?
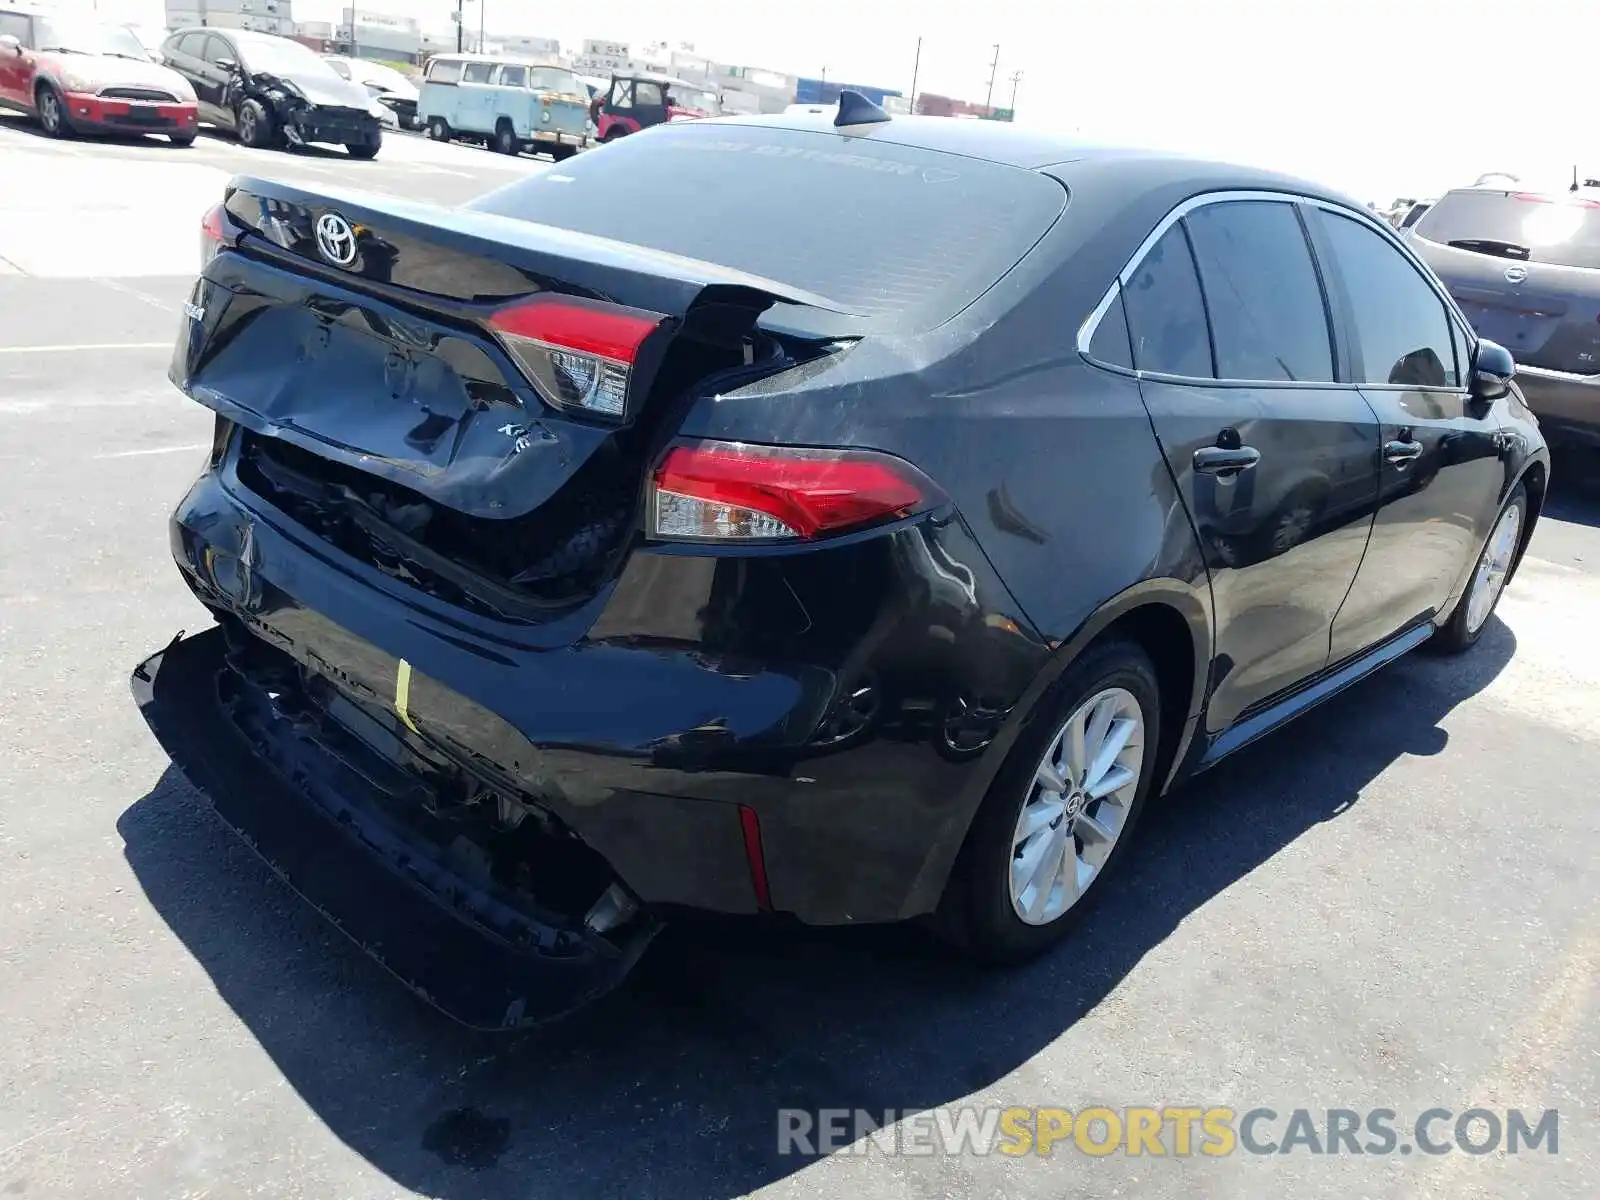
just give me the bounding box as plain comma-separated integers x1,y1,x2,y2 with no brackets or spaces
1193,445,1261,477
1384,439,1423,466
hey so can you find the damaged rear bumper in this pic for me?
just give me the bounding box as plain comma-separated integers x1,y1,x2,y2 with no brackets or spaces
132,626,655,1030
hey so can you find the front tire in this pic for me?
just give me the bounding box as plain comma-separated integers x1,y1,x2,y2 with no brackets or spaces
493,121,519,155
236,99,275,149
1428,483,1527,654
346,130,381,160
36,84,72,138
935,638,1162,963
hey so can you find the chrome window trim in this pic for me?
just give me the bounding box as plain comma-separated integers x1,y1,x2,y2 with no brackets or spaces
1077,187,1471,392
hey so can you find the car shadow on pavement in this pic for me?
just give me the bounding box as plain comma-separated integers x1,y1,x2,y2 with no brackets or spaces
117,618,1515,1198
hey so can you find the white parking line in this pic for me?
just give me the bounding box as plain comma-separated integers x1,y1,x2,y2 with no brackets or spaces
0,342,170,354
92,442,208,460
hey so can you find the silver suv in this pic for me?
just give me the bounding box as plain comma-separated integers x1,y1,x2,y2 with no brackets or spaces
1409,184,1600,447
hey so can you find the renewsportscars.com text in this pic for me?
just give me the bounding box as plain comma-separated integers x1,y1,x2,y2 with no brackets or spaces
777,1106,1560,1158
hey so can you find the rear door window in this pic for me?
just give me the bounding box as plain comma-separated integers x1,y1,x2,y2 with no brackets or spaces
1087,287,1134,369
634,81,663,107
1414,190,1600,270
1184,200,1335,383
469,122,1067,330
1319,211,1460,388
175,32,208,58
1121,225,1214,378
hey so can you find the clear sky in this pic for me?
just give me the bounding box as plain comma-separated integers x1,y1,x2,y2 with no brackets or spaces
89,0,1593,203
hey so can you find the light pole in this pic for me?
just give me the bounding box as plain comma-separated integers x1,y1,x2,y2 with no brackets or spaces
984,43,999,111
1007,68,1022,114
909,36,921,114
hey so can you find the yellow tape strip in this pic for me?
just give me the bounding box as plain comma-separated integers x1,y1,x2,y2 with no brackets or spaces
394,658,421,734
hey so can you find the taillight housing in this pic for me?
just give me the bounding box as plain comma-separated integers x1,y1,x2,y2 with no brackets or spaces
488,294,666,421
650,439,945,543
200,201,226,267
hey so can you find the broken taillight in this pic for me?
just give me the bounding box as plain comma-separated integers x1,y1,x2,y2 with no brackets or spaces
200,201,226,267
650,439,944,542
488,295,667,421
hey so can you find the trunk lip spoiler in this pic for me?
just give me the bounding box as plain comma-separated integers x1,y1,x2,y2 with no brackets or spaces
222,173,863,321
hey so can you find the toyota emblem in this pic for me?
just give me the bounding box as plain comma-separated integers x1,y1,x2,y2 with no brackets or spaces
314,212,359,268
1504,264,1528,284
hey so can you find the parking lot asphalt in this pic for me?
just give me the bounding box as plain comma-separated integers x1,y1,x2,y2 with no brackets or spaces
1,116,1597,1200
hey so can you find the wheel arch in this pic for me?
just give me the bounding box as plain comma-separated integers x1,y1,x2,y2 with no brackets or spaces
906,577,1212,919
1506,454,1548,587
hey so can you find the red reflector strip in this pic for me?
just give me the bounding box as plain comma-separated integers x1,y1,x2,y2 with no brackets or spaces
654,442,933,540
738,804,772,911
488,295,664,364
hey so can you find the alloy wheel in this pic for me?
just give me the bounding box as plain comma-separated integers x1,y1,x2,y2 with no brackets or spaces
239,107,257,143
39,90,59,133
1465,502,1522,634
1008,686,1145,926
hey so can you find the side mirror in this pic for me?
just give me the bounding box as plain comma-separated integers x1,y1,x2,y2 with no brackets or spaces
215,56,237,72
1470,338,1516,401
0,34,21,53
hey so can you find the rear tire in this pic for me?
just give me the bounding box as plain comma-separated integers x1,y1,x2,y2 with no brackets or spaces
236,99,275,149
1427,483,1527,654
493,120,519,155
168,132,196,147
549,144,576,162
36,83,72,138
934,638,1162,963
601,126,627,142
426,116,451,141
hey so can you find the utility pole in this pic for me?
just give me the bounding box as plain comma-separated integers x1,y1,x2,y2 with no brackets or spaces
455,0,463,53
1007,68,1022,114
349,1,357,58
909,36,921,114
984,43,999,110
478,0,485,54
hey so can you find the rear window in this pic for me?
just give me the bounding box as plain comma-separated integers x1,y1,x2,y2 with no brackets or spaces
468,123,1066,328
1414,189,1600,269
427,59,461,83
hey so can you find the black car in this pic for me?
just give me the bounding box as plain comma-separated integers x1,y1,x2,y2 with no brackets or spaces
1408,184,1600,448
134,99,1547,1029
160,27,382,158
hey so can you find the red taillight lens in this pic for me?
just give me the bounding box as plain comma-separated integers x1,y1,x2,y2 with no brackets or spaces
200,201,225,267
488,295,666,420
651,440,943,542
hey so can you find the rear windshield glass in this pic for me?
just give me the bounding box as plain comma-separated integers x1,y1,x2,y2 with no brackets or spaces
469,123,1066,327
1414,190,1600,269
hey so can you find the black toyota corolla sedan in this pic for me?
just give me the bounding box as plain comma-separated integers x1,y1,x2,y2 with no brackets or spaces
134,97,1548,1028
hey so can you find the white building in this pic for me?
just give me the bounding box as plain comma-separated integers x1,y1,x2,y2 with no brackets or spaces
165,0,294,36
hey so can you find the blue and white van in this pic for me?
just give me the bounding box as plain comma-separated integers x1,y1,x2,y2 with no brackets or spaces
419,54,590,159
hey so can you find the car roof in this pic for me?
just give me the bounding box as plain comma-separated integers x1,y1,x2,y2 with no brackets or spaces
429,52,566,67
701,112,1361,206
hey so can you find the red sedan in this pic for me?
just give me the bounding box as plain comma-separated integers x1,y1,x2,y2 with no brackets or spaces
0,9,199,144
